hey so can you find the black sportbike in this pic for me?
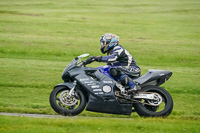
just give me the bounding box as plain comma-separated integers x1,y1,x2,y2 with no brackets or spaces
49,54,173,117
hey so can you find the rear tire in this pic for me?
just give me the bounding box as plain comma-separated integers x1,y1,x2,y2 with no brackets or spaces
134,86,173,117
49,86,86,116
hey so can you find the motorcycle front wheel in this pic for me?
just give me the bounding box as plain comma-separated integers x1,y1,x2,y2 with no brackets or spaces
49,86,86,116
133,86,173,117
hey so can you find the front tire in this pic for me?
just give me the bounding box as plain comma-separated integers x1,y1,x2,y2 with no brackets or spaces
134,86,173,117
49,86,86,116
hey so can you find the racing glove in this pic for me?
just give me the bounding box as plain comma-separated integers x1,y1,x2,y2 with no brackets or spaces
85,56,96,64
95,56,102,62
85,56,102,65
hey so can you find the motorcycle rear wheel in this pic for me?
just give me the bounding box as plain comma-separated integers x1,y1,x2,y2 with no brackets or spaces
133,86,173,117
49,86,86,116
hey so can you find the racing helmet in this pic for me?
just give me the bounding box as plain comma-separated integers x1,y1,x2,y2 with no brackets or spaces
100,33,119,54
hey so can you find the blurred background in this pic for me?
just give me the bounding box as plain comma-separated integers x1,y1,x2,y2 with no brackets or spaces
0,0,199,132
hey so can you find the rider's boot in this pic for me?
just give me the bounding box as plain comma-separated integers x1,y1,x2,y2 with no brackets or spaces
120,75,140,94
127,81,140,94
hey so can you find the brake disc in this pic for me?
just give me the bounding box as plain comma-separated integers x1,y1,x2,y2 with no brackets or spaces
145,93,162,106
59,90,78,106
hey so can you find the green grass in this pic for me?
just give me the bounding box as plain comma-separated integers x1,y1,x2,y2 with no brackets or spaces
0,0,200,132
0,116,199,133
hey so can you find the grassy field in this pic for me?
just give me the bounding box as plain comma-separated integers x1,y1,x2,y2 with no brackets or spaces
1,115,199,133
0,0,200,132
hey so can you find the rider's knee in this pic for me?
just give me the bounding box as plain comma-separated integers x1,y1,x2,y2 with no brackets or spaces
109,68,118,77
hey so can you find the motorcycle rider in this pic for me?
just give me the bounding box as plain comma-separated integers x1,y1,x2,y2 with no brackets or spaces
86,33,141,93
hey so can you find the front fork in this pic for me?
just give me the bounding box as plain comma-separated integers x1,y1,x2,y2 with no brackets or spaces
67,81,77,98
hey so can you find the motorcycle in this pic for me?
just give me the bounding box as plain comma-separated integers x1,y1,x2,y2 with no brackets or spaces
49,54,173,117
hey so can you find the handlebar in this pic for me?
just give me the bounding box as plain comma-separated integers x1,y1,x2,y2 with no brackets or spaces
82,59,96,66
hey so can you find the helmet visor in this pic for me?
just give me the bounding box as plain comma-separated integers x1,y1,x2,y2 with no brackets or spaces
100,41,106,48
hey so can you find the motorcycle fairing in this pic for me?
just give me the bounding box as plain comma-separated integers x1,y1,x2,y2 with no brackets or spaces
72,68,132,115
54,82,76,89
86,94,132,115
134,69,172,87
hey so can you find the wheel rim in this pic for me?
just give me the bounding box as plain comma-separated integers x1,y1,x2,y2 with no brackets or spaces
142,90,168,113
60,90,78,106
55,89,81,110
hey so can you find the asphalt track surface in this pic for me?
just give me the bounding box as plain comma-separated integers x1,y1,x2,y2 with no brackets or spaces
0,112,73,118
0,112,134,120
0,112,134,119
